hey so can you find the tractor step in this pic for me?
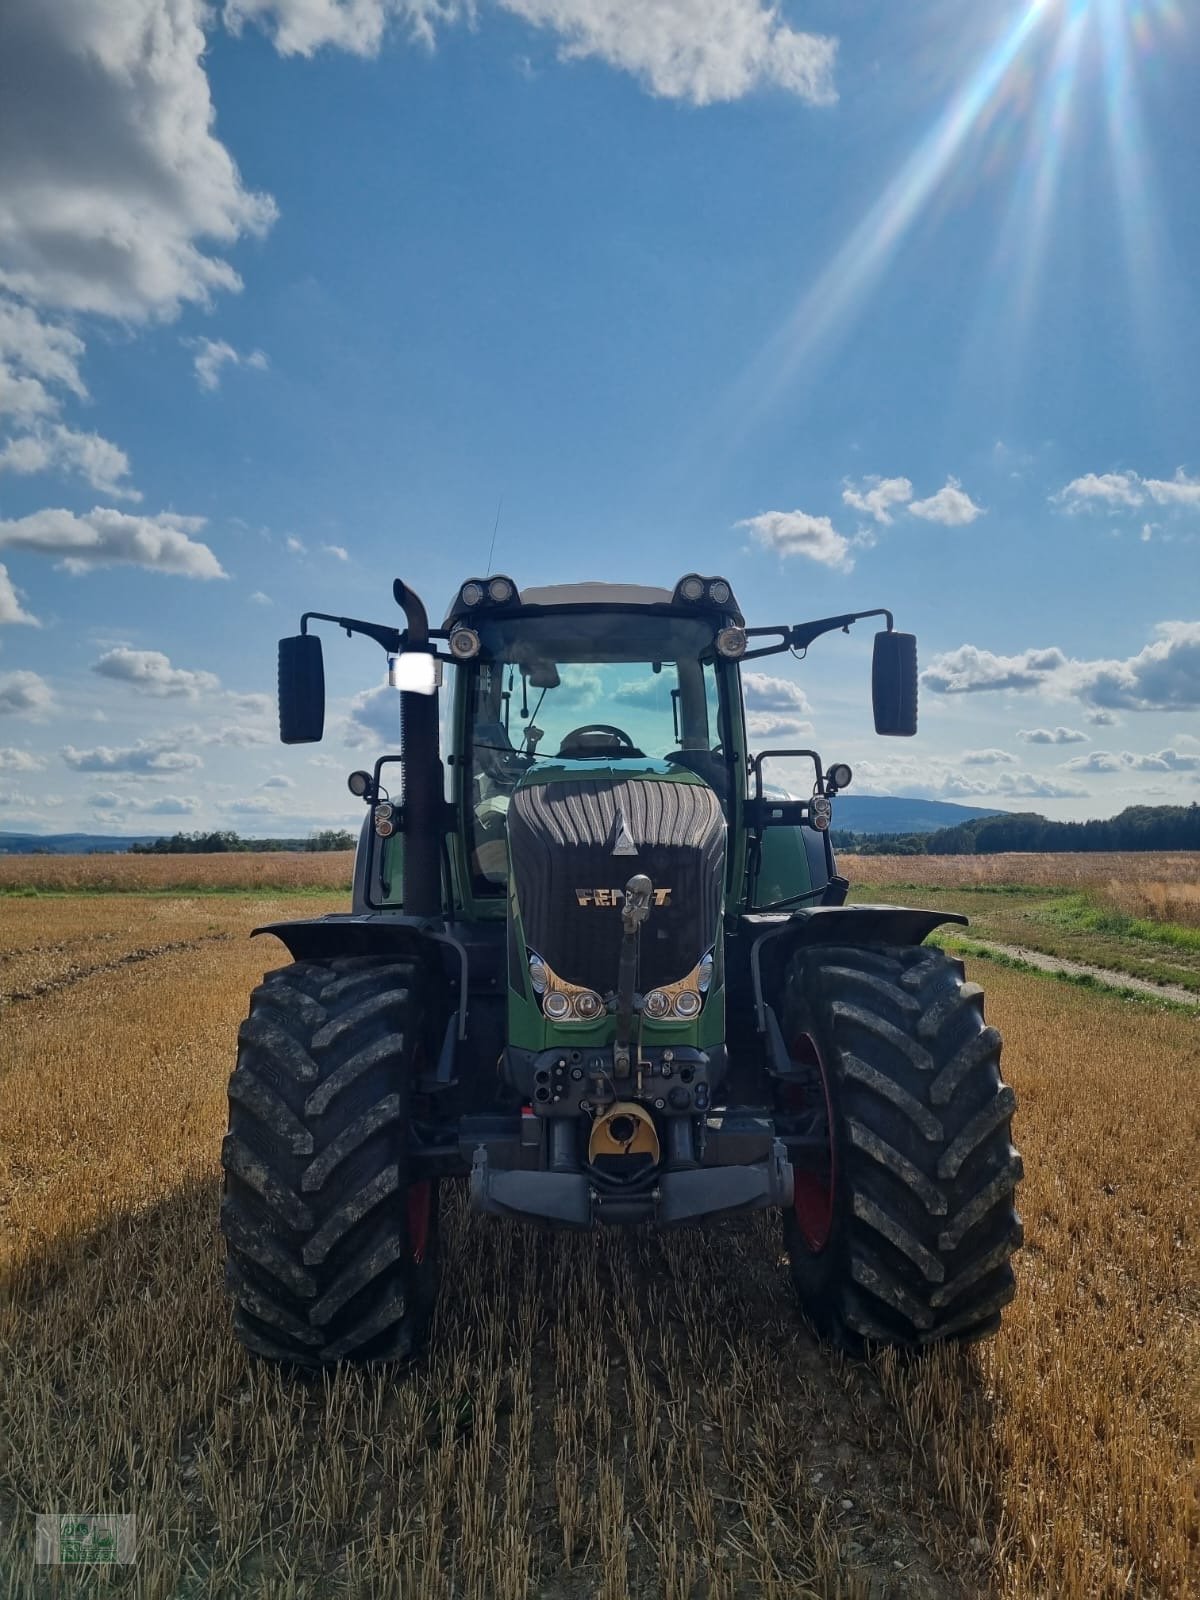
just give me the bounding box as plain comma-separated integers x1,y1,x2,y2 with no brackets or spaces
469,1143,793,1228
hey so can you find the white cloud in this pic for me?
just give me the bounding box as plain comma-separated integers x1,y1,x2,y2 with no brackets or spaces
850,756,1087,803
285,536,306,554
738,509,853,570
261,773,295,788
1017,726,1088,745
88,790,198,816
226,795,281,815
1119,747,1200,773
92,647,220,700
189,336,269,391
0,669,54,718
841,475,912,525
322,543,349,561
228,0,838,106
345,681,402,746
1062,751,1123,774
922,644,1067,695
0,746,44,772
742,673,811,715
1055,472,1144,510
1054,468,1200,514
1071,622,1200,712
908,477,984,526
989,772,1088,799
0,300,86,421
62,736,203,773
0,425,139,499
250,591,272,605
0,0,276,320
961,748,1016,766
0,507,224,578
0,563,39,626
1144,469,1200,509
746,711,814,740
225,691,273,716
924,623,1200,713
209,723,273,747
1086,708,1118,726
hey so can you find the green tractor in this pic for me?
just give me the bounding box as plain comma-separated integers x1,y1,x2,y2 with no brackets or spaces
220,574,1021,1367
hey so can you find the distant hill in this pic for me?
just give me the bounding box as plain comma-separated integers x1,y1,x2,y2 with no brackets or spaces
831,798,1003,835
0,832,160,855
0,801,1002,853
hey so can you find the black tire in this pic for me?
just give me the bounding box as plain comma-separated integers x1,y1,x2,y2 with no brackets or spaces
220,955,439,1368
777,944,1022,1350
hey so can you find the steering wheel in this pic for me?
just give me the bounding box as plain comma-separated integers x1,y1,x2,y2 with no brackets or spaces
557,723,638,757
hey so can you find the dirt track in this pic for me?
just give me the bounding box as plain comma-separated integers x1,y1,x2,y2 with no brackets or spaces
957,938,1200,1007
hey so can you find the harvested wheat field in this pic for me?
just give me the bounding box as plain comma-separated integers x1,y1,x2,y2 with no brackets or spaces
0,851,354,895
1,888,1197,1598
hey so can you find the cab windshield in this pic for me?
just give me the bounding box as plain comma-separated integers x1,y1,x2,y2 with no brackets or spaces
464,611,726,891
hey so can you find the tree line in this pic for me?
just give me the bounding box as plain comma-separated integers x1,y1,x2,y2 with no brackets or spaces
832,803,1200,856
128,829,356,854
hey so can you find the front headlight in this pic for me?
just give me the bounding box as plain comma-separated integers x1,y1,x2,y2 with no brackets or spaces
528,950,604,1022
641,949,714,1022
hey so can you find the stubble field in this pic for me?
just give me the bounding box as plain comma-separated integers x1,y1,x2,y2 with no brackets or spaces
0,855,1196,1597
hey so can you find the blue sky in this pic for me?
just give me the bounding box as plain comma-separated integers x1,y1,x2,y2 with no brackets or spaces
0,0,1197,835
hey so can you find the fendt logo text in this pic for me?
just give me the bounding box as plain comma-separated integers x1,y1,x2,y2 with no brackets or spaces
575,888,672,908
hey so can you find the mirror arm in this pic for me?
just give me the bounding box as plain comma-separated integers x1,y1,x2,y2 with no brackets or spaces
742,608,895,660
301,611,404,653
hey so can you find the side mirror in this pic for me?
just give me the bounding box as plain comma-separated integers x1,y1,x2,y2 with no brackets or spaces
872,630,918,736
278,634,325,743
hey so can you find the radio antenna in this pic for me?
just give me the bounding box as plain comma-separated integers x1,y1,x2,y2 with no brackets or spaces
486,494,503,575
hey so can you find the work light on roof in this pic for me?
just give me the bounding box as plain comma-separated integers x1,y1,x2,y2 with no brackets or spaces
460,580,485,607
709,579,731,605
488,576,515,603
679,574,705,602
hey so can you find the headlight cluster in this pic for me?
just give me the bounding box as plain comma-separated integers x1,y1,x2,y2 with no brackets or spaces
458,575,518,609
642,951,713,1022
676,573,734,608
528,952,604,1024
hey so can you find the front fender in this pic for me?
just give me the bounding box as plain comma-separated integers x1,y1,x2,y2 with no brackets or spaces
745,904,968,1039
252,914,467,1040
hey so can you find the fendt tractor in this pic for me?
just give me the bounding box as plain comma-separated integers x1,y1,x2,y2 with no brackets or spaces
220,575,1022,1367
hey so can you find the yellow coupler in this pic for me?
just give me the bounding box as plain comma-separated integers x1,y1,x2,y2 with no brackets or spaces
588,1102,661,1165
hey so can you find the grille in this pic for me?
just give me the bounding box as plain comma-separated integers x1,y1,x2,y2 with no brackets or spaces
508,777,725,991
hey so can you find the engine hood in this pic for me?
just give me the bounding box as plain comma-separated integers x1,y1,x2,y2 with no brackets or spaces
506,759,726,991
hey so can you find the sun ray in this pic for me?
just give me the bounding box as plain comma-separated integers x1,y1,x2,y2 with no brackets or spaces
715,0,1059,442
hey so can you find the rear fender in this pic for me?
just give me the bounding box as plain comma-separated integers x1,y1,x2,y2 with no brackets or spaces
746,904,968,1066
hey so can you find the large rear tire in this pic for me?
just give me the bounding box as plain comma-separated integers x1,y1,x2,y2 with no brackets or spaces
777,944,1022,1350
220,955,439,1368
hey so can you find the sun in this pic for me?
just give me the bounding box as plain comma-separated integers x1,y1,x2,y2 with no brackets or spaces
718,0,1187,439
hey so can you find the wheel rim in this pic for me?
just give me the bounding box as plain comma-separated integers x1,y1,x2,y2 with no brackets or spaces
790,1032,836,1253
406,1180,432,1265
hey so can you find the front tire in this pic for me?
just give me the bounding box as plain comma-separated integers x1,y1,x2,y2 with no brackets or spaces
777,944,1022,1350
220,955,439,1368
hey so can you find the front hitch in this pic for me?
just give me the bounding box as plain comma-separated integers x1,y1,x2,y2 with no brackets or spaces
613,873,653,1077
